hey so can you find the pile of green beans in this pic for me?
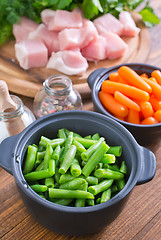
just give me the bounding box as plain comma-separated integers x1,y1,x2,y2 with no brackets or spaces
23,128,127,207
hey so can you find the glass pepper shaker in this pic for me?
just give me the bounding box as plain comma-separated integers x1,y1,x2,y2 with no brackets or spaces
34,74,83,118
0,95,36,143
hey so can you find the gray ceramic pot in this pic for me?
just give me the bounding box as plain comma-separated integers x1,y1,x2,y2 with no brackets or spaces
0,111,156,235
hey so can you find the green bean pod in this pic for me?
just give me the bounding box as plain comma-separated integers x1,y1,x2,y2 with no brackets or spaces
43,144,53,169
107,146,122,157
94,168,124,180
30,184,47,193
81,137,106,162
24,169,54,182
88,179,114,196
70,159,82,177
59,145,77,174
120,161,127,174
100,154,116,164
23,145,38,174
59,174,75,184
82,142,109,177
59,178,86,190
100,188,112,203
45,177,54,188
49,188,94,199
75,182,88,207
73,137,97,148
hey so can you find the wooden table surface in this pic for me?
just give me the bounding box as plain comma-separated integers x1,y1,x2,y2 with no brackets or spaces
1,1,161,239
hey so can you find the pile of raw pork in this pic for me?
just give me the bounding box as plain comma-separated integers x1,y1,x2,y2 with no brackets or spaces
13,9,140,75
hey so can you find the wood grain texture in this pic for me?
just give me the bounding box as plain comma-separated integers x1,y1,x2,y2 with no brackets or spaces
0,1,161,239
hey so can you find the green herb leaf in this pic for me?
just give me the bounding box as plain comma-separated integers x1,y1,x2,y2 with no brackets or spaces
139,8,160,27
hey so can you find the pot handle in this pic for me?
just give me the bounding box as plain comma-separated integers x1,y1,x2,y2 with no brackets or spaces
87,68,107,89
137,146,156,185
0,135,19,175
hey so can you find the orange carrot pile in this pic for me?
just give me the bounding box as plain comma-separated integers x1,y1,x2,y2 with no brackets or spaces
99,66,161,125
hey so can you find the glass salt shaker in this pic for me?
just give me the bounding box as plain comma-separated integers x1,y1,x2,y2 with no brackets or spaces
0,95,36,143
34,74,83,118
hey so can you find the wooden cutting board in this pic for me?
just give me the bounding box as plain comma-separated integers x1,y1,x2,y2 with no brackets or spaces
0,18,151,99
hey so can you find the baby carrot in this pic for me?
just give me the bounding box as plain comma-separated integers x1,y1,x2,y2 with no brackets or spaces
151,70,161,85
141,117,159,125
101,81,150,102
127,109,140,124
109,72,121,82
140,73,148,78
139,101,154,119
142,78,161,100
118,66,152,93
149,77,157,83
154,110,161,122
149,95,161,111
99,91,128,118
114,91,141,112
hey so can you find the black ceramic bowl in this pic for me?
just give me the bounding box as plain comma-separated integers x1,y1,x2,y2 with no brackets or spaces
0,111,156,236
87,63,161,145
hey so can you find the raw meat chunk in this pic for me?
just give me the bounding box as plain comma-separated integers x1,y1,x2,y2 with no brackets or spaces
15,39,48,70
103,32,128,59
81,35,107,61
29,24,60,55
13,17,38,42
47,49,88,75
41,9,56,26
94,13,123,36
59,19,98,50
119,11,140,37
48,10,83,31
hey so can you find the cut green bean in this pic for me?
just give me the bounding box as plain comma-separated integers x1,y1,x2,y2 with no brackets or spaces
43,144,53,169
100,154,116,164
70,159,82,177
84,135,92,139
59,173,75,184
50,138,65,148
49,188,94,199
100,188,111,203
51,198,73,206
92,133,100,140
72,139,86,154
75,182,88,207
111,184,119,193
59,145,77,174
94,168,124,180
57,128,67,139
86,176,98,185
107,146,122,157
54,167,60,184
81,137,106,162
24,169,54,182
49,160,55,175
87,199,95,206
35,160,44,171
74,137,97,148
52,145,61,161
116,178,126,191
45,177,54,188
120,161,127,174
36,151,45,166
23,145,38,174
82,142,109,177
59,178,86,190
30,184,47,193
88,179,113,196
